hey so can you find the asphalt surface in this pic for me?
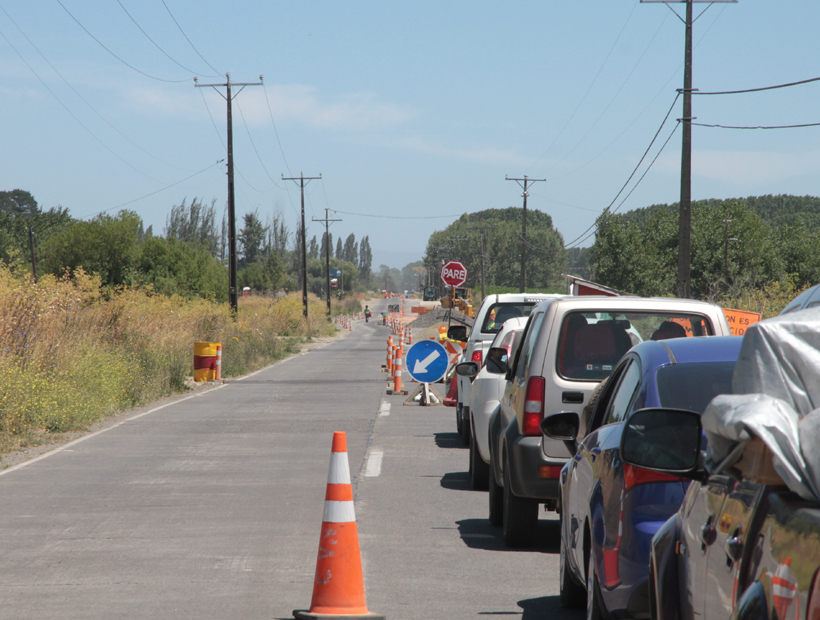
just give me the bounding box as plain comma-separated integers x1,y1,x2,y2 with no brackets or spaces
0,298,583,620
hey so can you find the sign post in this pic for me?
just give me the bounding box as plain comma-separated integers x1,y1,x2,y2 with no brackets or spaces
405,340,449,406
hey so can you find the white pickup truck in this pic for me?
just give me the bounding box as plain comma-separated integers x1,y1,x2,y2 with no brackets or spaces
456,293,563,443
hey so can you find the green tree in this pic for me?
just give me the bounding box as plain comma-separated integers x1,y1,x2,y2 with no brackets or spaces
42,210,142,287
343,233,358,267
137,236,228,300
335,237,343,260
0,190,73,274
164,197,219,257
359,236,372,285
238,210,267,267
308,235,319,259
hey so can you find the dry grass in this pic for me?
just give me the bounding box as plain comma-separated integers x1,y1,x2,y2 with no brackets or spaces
0,263,338,456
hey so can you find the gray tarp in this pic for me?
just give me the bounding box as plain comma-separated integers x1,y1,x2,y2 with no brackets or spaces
702,307,820,502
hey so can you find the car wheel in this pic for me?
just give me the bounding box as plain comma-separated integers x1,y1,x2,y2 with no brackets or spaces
470,430,490,491
502,461,538,547
559,517,586,608
460,407,471,444
587,546,605,620
488,461,504,526
456,403,463,436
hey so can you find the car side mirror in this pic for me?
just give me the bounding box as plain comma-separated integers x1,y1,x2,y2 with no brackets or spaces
455,362,479,378
541,411,580,455
620,408,707,480
447,325,468,342
484,347,508,375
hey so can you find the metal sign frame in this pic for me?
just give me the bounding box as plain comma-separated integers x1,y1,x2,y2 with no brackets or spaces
640,1,736,3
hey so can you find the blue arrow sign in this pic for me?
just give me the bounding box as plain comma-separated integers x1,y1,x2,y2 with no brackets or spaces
405,340,449,384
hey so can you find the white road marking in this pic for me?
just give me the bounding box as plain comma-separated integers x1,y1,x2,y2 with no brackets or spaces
365,450,383,477
379,401,391,416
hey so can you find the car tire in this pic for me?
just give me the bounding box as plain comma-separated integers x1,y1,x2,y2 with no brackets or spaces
470,430,490,491
559,518,586,609
460,407,471,444
456,403,463,436
488,462,504,526
502,462,538,547
586,546,605,620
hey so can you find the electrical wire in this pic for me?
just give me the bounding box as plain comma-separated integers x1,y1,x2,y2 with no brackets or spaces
0,2,187,171
0,23,164,183
693,76,820,96
79,159,224,219
56,0,190,83
330,209,462,220
693,121,820,130
562,93,680,249
235,98,288,191
529,1,638,172
115,0,215,78
567,120,680,248
262,82,293,178
160,0,222,77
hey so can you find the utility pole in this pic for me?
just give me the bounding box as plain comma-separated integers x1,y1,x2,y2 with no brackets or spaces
195,73,263,315
506,175,545,293
641,0,736,298
312,208,341,318
27,223,37,283
722,219,738,288
466,216,496,299
283,172,322,319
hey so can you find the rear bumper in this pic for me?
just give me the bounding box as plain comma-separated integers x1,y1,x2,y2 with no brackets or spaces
506,432,566,501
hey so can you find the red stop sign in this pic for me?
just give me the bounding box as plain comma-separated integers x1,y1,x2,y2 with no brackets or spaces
440,260,468,288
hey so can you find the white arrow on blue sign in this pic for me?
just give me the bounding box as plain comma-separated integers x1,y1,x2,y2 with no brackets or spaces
404,340,449,384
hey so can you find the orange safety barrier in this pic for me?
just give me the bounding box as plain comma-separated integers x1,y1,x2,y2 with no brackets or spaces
386,337,393,373
193,341,221,382
293,432,384,620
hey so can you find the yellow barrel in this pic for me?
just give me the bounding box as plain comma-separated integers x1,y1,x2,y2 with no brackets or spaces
193,341,221,382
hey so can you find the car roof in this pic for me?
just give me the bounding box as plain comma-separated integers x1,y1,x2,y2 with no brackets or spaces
533,295,722,311
631,335,743,369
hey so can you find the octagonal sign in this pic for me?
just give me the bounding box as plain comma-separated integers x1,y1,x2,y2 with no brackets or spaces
440,260,468,288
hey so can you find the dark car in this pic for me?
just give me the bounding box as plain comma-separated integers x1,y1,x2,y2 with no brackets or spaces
780,282,820,314
541,335,743,619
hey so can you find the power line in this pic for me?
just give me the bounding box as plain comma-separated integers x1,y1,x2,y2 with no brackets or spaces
115,0,214,77
693,121,820,130
562,93,681,249
79,159,224,219
0,23,164,183
55,0,190,83
329,209,461,220
694,75,820,96
0,2,187,171
567,120,680,248
160,0,222,77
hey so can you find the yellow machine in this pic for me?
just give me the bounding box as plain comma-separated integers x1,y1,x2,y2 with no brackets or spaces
441,287,474,318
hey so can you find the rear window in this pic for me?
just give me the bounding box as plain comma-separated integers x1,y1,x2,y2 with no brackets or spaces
557,310,715,381
656,361,736,413
481,303,538,334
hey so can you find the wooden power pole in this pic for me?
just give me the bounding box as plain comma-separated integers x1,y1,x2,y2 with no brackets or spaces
195,73,263,315
283,173,322,319
312,208,341,318
506,175,545,293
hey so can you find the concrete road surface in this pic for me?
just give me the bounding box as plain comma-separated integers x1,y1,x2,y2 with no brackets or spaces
0,299,583,620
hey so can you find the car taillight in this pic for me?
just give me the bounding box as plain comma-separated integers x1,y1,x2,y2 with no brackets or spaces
472,350,483,364
623,463,683,493
523,376,545,435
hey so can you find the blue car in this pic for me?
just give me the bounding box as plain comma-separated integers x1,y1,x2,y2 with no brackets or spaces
541,335,743,620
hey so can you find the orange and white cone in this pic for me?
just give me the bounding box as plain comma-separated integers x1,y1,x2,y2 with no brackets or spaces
293,432,384,620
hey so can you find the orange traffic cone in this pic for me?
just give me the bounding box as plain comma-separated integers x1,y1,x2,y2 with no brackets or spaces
294,432,384,620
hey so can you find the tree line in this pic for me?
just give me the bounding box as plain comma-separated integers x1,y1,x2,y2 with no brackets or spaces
0,190,376,301
589,194,820,300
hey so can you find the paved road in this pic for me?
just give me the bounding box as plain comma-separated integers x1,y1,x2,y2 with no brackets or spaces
0,299,583,620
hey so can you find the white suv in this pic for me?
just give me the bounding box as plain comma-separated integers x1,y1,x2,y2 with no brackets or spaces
456,293,563,443
487,296,732,547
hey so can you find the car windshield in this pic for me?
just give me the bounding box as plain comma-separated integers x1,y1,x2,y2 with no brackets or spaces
481,303,538,334
557,310,715,381
656,361,736,413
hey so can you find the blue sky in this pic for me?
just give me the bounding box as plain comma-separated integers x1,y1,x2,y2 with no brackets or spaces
3,1,820,270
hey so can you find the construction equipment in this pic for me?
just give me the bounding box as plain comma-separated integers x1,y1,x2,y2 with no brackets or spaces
423,286,438,301
441,287,474,318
